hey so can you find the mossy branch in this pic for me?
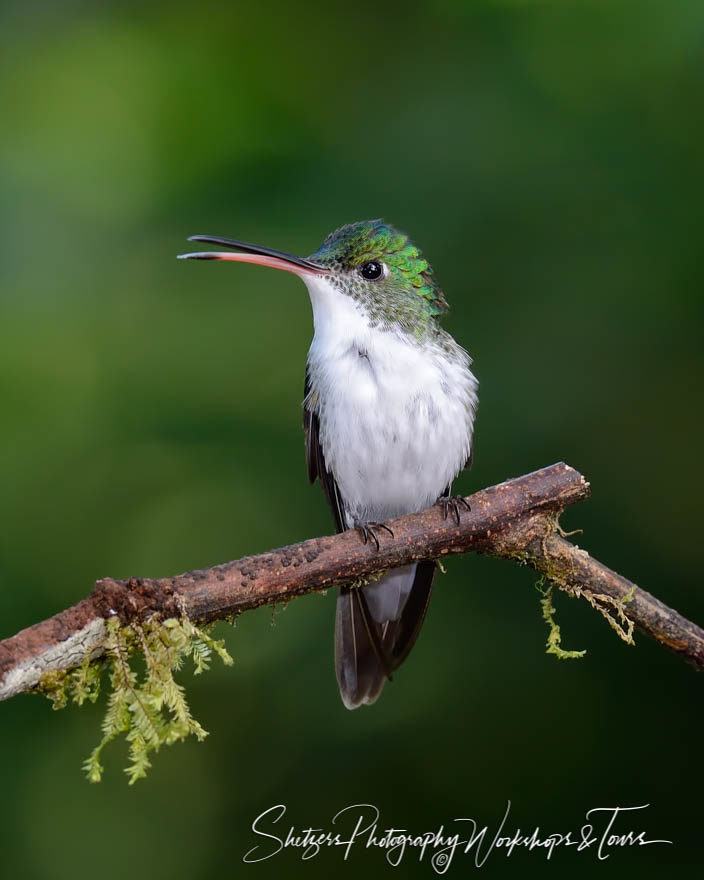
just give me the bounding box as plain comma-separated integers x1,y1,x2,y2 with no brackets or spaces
41,614,232,783
0,462,702,780
2,462,702,697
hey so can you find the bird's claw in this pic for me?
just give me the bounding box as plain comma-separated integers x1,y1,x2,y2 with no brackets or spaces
355,521,394,551
438,494,471,525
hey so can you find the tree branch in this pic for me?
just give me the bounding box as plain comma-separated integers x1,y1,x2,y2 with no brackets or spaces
1,462,701,702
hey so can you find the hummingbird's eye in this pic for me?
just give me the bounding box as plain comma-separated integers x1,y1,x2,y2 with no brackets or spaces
359,261,384,281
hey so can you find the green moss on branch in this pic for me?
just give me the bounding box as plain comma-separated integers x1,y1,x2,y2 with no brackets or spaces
38,614,232,784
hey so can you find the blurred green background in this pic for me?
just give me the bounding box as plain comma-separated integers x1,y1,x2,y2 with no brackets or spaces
1,0,702,876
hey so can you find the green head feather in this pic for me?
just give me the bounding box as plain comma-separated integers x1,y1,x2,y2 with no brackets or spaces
309,219,448,319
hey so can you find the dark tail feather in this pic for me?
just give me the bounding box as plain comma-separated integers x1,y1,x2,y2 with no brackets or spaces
334,588,390,710
334,561,436,709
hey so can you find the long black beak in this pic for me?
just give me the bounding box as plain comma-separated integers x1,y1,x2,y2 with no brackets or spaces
177,235,326,276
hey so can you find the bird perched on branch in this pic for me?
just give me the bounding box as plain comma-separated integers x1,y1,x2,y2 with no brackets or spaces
179,220,478,708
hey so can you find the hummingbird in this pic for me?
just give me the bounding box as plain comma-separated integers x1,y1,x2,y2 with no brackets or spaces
178,220,478,709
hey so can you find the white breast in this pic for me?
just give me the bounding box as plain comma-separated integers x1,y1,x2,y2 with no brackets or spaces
304,276,478,526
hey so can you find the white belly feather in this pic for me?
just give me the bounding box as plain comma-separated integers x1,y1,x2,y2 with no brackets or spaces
304,276,478,526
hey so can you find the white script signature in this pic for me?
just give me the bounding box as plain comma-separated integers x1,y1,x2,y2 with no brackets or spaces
242,802,671,871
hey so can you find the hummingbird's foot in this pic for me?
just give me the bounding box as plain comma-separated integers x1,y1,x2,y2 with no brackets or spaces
354,520,394,552
438,494,471,526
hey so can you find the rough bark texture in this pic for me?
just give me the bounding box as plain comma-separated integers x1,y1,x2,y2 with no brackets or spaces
0,462,701,701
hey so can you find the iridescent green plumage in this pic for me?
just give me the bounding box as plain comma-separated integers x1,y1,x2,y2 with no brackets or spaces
310,219,448,317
